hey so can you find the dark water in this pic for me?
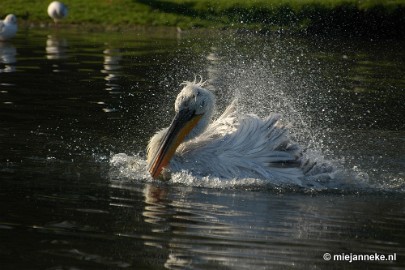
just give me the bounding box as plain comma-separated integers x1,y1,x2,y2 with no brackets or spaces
1,28,404,269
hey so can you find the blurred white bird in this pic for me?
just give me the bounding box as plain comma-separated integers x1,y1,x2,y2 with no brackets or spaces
47,1,68,23
147,79,317,185
0,14,17,41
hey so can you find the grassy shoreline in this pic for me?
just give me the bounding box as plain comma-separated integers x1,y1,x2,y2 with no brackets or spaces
1,0,405,38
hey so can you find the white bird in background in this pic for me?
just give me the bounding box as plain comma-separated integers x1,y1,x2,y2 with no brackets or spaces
0,14,18,41
147,79,317,185
47,1,68,23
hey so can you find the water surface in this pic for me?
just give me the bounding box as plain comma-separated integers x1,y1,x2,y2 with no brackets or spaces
0,28,404,269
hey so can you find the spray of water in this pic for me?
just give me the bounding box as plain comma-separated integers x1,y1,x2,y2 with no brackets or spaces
109,32,374,192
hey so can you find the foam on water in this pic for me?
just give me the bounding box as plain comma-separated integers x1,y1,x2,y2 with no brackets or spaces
109,152,368,192
109,152,269,189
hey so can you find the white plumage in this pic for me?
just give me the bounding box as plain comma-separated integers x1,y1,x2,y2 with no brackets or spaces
147,80,315,185
47,1,68,23
0,14,17,41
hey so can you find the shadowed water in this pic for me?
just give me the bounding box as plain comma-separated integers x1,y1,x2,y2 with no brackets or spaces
0,28,404,269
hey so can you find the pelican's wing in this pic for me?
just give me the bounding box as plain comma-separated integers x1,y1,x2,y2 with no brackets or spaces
201,99,239,139
175,110,304,185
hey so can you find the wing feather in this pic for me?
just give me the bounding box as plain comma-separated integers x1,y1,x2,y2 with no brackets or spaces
174,101,304,185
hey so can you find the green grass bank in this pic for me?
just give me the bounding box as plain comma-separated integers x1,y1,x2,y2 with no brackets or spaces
1,0,405,37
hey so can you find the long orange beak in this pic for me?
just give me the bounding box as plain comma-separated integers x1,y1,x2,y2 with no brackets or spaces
148,109,202,179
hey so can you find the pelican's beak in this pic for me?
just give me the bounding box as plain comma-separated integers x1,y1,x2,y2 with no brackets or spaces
148,109,202,179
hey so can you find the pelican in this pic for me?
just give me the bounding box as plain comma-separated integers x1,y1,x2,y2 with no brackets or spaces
147,79,316,185
0,14,17,41
47,1,68,23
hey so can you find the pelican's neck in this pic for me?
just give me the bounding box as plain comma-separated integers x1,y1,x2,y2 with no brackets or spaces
146,107,214,165
184,111,213,142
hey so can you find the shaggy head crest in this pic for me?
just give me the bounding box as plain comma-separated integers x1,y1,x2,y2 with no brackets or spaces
180,76,208,89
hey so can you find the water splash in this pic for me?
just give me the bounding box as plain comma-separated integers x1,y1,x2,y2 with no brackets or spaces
109,32,404,192
109,152,369,192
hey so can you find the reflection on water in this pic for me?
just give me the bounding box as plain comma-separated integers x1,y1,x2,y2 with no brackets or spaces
0,42,16,72
45,34,69,73
102,48,122,92
206,46,221,92
140,183,405,269
46,34,68,60
0,28,404,269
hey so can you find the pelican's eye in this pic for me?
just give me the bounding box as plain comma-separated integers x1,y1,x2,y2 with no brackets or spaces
197,91,201,96
200,100,205,108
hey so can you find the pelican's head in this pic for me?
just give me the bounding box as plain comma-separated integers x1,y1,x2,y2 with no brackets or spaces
4,14,17,25
147,80,215,179
174,81,215,137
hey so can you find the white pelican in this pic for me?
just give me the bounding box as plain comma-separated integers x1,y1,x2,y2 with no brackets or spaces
0,14,17,41
47,1,68,23
147,80,316,185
